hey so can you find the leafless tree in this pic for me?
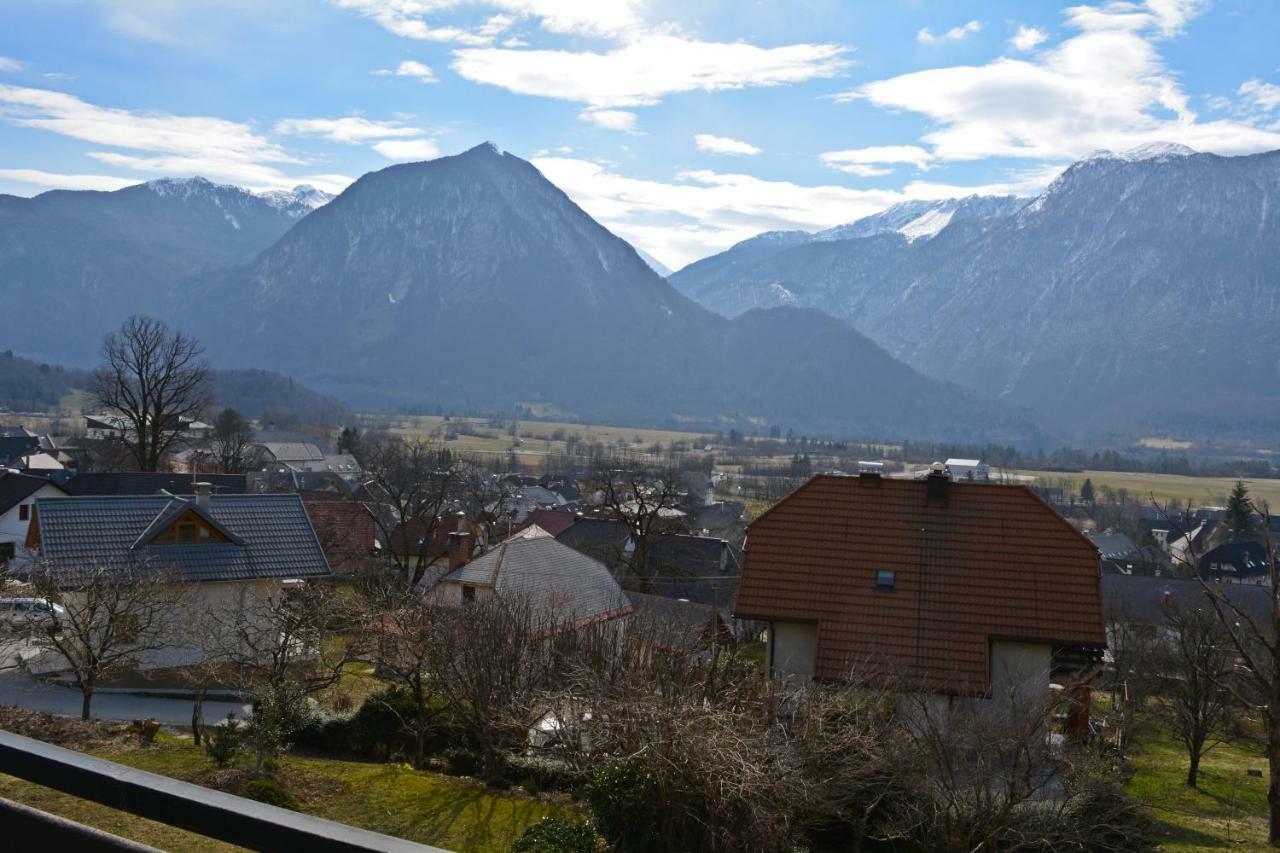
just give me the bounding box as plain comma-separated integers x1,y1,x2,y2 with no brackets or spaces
197,579,362,698
358,436,490,587
29,559,188,719
208,406,260,474
585,452,689,592
90,315,212,471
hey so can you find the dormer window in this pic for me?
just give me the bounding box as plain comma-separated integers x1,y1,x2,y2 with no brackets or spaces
148,509,231,545
876,569,896,589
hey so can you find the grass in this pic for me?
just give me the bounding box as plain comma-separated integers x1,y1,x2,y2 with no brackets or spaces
0,733,567,852
1126,717,1270,850
1006,468,1280,507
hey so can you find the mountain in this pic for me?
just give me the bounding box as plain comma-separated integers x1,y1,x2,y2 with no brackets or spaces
634,246,672,277
188,143,1033,440
670,145,1280,436
0,177,325,364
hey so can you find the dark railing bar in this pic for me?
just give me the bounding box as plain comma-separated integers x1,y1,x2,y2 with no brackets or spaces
0,796,161,851
0,729,448,852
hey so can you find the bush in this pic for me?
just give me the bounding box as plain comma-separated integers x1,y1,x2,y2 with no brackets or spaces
444,746,480,777
583,760,662,853
511,817,599,853
244,684,312,767
505,754,585,794
204,713,241,768
294,686,473,761
239,778,301,811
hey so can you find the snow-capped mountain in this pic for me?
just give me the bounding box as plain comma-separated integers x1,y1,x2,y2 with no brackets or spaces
185,143,1029,439
0,176,318,363
257,184,335,217
670,144,1280,436
813,195,1026,243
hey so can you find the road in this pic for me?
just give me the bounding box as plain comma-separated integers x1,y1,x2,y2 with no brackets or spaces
0,672,251,725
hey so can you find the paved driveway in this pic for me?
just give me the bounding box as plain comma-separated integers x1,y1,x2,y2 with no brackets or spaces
0,672,251,725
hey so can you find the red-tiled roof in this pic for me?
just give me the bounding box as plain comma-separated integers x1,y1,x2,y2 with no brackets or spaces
303,499,376,565
519,508,579,537
734,474,1105,693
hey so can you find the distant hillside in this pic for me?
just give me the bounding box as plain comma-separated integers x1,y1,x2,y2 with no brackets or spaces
0,350,345,426
0,351,86,410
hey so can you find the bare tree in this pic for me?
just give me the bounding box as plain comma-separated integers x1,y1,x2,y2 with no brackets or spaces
1153,601,1240,787
586,452,689,592
29,560,188,719
358,436,489,588
366,584,447,768
208,406,260,474
90,315,212,471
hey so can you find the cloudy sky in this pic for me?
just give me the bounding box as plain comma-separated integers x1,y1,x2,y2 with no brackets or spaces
1,0,1278,269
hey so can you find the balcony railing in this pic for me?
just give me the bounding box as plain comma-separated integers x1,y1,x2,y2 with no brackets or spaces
0,729,448,852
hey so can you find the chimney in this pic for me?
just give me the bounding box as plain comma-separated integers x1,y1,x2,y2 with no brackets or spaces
925,463,950,499
447,531,473,571
194,482,212,511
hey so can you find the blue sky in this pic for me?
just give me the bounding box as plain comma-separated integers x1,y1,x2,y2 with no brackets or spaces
1,0,1279,268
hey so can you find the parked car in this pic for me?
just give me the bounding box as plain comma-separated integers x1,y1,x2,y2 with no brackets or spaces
0,598,64,630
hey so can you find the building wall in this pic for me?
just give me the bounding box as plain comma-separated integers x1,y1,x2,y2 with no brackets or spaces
769,621,817,683
989,639,1053,712
0,483,66,567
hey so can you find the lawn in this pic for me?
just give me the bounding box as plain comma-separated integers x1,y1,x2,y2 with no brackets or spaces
1126,717,1270,850
0,730,567,852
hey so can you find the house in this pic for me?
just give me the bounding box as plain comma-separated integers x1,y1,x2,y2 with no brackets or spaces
64,472,248,496
256,442,326,466
627,591,735,656
645,534,742,607
944,458,989,481
0,434,40,466
1197,541,1272,584
515,508,580,537
734,470,1106,704
26,485,331,668
556,518,634,571
302,498,378,572
424,525,632,630
0,471,68,567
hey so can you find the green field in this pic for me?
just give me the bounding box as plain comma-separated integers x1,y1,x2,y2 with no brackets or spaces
1007,468,1280,508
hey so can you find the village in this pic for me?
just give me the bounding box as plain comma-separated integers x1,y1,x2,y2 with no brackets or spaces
0,316,1276,850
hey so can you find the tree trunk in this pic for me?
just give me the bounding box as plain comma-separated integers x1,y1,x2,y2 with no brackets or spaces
1269,713,1280,846
80,687,93,721
1187,750,1200,788
191,688,205,746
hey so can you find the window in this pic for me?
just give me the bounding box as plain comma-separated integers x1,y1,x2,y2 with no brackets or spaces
462,584,476,603
18,504,28,521
875,569,896,589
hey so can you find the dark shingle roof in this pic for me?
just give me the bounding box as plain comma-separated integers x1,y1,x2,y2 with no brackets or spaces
64,472,247,497
627,591,733,652
1198,541,1272,580
556,518,632,568
0,471,66,516
1102,573,1272,630
735,474,1106,693
33,493,330,584
442,535,630,627
0,435,40,463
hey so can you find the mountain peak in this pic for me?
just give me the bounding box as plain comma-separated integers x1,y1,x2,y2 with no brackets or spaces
464,141,506,157
1084,141,1197,164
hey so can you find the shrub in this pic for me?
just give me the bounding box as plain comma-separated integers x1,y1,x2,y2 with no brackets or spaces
204,713,241,768
239,778,301,811
583,760,662,853
511,817,599,853
244,683,312,767
444,746,481,777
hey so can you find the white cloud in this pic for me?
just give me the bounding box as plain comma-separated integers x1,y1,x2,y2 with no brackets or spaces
454,34,849,108
374,60,437,82
580,109,638,132
530,156,1056,269
274,116,422,142
694,134,761,156
0,168,137,192
0,83,354,192
917,20,982,46
1239,79,1280,114
836,0,1280,164
1009,25,1048,52
334,0,644,41
820,145,933,175
372,137,440,160
0,57,22,72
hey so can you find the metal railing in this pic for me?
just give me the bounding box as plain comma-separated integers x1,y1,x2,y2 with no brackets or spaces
0,729,449,852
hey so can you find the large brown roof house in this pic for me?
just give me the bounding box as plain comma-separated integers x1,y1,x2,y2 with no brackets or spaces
734,469,1105,702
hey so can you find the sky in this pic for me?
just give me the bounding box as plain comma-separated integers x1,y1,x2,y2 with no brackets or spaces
1,0,1279,269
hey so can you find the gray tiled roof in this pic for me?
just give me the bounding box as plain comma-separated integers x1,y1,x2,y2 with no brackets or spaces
33,493,331,584
443,536,630,627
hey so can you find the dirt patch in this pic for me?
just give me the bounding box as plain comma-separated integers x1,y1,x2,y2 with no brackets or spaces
0,706,134,751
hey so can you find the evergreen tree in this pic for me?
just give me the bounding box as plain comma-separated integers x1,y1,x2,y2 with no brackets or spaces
1225,480,1258,541
1080,478,1095,504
